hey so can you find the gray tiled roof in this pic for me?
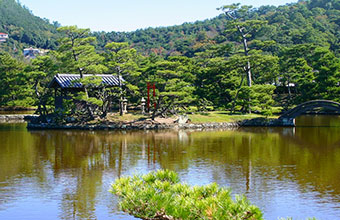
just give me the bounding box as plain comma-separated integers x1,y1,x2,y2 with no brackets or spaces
48,74,123,89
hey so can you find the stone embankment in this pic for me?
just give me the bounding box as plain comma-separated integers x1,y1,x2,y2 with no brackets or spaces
25,116,294,131
240,117,295,127
0,115,38,122
27,121,240,131
177,122,239,129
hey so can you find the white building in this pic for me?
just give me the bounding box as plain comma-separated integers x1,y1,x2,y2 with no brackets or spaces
0,33,9,42
23,47,41,59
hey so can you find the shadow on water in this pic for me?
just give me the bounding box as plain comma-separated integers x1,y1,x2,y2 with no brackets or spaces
295,114,340,127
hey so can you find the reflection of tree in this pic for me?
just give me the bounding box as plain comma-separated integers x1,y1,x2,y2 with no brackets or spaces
2,124,340,218
28,130,146,219
187,128,340,203
142,128,340,206
0,124,50,206
278,126,340,202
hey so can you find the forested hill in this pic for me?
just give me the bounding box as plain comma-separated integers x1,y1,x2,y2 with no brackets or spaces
93,0,340,57
1,0,340,57
0,0,60,55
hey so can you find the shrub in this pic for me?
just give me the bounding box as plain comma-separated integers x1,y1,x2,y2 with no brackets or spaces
111,170,263,220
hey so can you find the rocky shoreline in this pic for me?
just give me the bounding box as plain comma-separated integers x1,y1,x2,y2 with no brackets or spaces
1,114,295,129
27,121,240,131
26,118,295,131
0,114,38,123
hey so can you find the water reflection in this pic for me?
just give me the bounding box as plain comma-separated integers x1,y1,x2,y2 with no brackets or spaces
0,117,340,219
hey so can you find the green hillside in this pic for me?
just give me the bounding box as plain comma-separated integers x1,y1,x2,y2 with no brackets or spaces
0,0,60,55
94,0,340,57
1,0,340,57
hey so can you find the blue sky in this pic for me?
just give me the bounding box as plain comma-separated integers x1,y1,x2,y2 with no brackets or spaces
19,0,296,32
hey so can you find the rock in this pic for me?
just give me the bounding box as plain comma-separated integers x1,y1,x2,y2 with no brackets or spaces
0,114,38,122
175,115,189,124
240,117,295,127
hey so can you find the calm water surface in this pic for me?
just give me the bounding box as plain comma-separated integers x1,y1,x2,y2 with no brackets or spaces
1,116,340,219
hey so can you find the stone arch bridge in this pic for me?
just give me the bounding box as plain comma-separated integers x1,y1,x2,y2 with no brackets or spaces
278,100,340,126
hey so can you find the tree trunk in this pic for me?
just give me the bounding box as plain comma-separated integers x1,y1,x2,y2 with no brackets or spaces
34,80,43,116
117,68,124,116
236,26,252,114
231,75,245,113
151,97,162,120
246,60,252,87
238,26,252,87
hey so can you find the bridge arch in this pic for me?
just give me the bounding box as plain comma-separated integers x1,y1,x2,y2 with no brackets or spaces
278,100,340,126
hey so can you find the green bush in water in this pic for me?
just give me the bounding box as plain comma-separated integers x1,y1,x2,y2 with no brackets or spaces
111,170,263,220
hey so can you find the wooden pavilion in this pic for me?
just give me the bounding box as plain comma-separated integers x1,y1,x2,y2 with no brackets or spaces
48,74,122,109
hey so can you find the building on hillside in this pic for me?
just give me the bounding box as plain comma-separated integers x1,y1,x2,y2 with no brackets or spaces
0,33,9,42
48,74,123,109
23,47,41,59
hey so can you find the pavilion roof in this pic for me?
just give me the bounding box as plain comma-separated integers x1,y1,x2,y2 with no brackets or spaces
48,74,123,89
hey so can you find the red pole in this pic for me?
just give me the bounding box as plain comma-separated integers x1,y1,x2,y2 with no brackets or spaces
147,82,150,111
153,83,156,109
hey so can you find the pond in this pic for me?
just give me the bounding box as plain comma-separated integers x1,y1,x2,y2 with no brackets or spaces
1,116,340,219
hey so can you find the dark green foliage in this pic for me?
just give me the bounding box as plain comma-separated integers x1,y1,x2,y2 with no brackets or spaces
25,54,58,114
194,57,239,108
251,85,277,115
105,42,141,115
0,51,33,107
111,170,263,220
57,26,107,76
139,56,196,117
313,48,340,101
278,44,340,104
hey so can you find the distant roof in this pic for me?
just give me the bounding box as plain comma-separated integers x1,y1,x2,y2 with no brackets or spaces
24,47,39,51
48,74,123,89
0,33,8,35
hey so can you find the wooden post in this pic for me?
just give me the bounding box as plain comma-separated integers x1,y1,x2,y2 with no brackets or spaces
54,88,57,111
153,83,156,109
147,82,150,112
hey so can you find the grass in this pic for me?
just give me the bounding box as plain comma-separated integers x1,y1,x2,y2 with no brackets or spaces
187,111,278,123
106,113,146,122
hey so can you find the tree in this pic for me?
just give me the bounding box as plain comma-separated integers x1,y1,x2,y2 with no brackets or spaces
105,42,141,115
279,45,315,104
26,54,57,116
279,45,340,104
0,51,33,107
141,56,196,119
57,26,108,120
219,4,274,113
312,47,340,101
57,26,107,78
227,53,278,112
220,4,268,87
194,57,241,109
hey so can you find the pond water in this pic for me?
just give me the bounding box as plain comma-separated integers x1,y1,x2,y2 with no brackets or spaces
1,116,340,219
